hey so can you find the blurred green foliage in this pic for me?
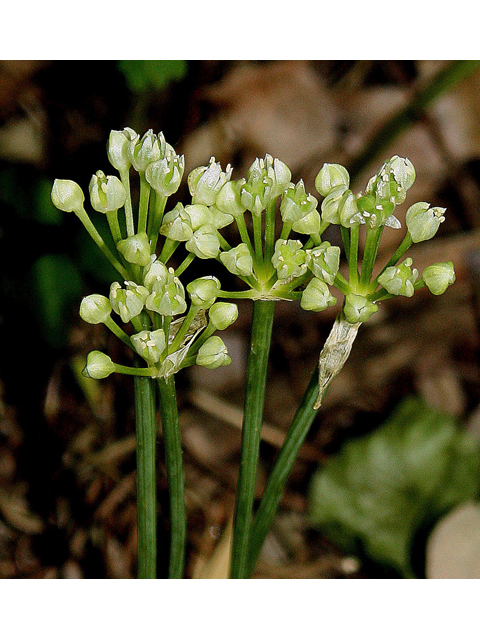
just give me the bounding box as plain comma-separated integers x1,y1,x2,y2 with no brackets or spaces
118,60,187,93
309,398,480,577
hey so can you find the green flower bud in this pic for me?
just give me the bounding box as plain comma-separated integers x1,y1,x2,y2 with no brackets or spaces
145,154,185,197
281,180,320,235
187,276,221,309
371,156,416,205
83,351,116,379
184,204,212,230
241,155,292,214
143,257,169,291
208,205,234,230
306,242,340,285
377,257,418,297
160,203,194,241
300,278,337,312
271,239,307,282
131,328,166,364
208,302,239,330
320,186,348,225
185,224,221,259
215,179,247,217
338,190,361,228
406,202,446,243
315,163,350,197
117,232,152,266
422,261,456,295
343,293,378,323
219,243,254,277
145,268,187,316
80,294,112,324
107,129,131,172
110,281,149,323
188,157,232,206
196,336,231,369
127,129,162,172
89,171,126,213
51,179,85,213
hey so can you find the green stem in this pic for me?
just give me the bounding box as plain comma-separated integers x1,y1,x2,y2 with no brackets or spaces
138,173,151,235
106,210,123,246
360,226,383,288
175,252,196,278
230,299,275,579
134,370,157,579
157,376,186,579
120,168,135,237
159,238,179,263
264,200,276,264
349,225,360,286
235,215,255,255
246,366,320,577
169,304,198,353
340,226,350,259
252,214,264,266
103,316,132,347
76,207,129,280
148,193,167,251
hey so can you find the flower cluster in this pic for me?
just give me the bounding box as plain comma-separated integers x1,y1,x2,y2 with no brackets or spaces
52,127,456,386
52,128,238,380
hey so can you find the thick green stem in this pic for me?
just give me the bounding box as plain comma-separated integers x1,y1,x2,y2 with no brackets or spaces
138,173,151,235
264,200,276,264
134,371,157,579
120,168,135,237
230,299,275,579
349,225,360,286
157,376,186,579
360,226,383,288
246,366,320,577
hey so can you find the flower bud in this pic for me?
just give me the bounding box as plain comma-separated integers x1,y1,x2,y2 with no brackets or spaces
208,206,234,230
315,163,350,197
145,268,187,316
377,257,418,297
320,186,348,225
219,243,254,277
196,336,231,369
208,302,239,330
280,180,320,235
131,328,166,364
83,351,116,379
271,240,307,282
188,158,232,206
187,276,221,309
110,281,149,323
185,224,221,259
127,129,162,172
338,190,361,228
215,180,247,217
51,179,85,213
306,242,340,285
145,154,185,197
160,203,194,241
89,171,126,213
343,293,378,323
80,294,112,324
117,232,152,266
107,129,131,172
300,278,337,312
406,202,446,243
422,261,455,295
143,257,169,291
184,204,212,230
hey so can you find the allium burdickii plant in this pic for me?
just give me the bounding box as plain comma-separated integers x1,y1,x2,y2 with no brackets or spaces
52,127,455,579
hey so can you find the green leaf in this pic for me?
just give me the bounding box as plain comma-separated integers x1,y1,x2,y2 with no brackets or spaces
118,60,187,93
308,398,480,577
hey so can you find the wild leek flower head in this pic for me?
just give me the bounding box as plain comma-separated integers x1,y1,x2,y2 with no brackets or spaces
422,262,456,295
80,294,112,324
315,163,350,197
406,202,446,243
188,157,232,206
89,171,126,213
